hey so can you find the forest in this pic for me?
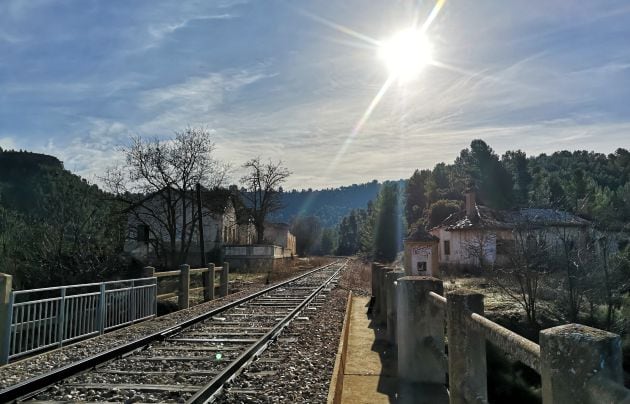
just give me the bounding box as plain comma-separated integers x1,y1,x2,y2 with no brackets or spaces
335,139,630,260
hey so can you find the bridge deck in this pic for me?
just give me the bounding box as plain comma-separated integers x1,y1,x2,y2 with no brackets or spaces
340,296,448,404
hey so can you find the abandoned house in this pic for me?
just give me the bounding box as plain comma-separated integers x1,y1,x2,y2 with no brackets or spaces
124,187,256,267
429,190,593,268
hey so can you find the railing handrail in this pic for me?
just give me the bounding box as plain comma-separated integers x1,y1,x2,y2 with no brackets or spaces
12,277,157,296
372,266,630,403
467,311,540,372
1,276,157,364
154,266,223,278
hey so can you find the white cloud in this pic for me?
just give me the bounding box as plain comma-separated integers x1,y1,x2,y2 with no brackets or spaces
0,136,18,150
138,68,275,134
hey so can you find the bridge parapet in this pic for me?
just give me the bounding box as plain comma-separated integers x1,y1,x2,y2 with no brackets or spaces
371,262,630,404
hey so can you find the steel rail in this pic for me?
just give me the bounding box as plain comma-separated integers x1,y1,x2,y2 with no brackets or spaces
187,261,345,403
0,260,342,403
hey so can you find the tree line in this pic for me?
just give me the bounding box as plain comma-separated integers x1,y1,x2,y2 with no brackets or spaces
334,139,630,336
0,129,291,288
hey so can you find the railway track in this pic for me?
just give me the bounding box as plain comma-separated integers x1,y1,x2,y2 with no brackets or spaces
0,260,346,403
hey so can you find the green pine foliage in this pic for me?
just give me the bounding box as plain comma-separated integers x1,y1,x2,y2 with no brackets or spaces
372,182,402,262
0,149,128,289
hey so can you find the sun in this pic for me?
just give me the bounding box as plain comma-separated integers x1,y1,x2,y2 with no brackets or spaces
378,29,433,83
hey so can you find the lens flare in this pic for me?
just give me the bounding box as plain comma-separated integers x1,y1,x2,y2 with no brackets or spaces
378,29,433,83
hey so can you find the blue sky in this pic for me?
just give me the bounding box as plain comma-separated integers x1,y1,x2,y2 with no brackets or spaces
1,0,629,189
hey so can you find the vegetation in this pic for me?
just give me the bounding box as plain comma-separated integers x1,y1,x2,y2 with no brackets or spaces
0,150,127,289
103,128,229,267
290,215,322,256
270,180,398,227
372,182,402,262
240,157,291,243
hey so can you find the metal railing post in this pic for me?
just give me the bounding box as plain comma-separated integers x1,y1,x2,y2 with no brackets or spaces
153,277,158,316
0,273,14,364
57,288,66,347
130,280,136,323
143,267,157,317
178,264,190,310
220,262,229,297
97,284,106,335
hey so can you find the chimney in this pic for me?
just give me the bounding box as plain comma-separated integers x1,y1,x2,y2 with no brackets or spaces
464,190,476,217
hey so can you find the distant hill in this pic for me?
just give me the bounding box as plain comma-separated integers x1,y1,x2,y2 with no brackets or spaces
0,149,68,214
0,148,404,229
270,179,407,228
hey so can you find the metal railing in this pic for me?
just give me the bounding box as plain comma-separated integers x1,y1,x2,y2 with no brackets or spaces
1,277,157,364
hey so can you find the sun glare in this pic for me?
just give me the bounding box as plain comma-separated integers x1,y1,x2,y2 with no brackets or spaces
378,29,433,82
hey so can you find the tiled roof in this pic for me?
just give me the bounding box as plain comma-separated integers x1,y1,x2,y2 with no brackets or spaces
406,226,440,242
438,205,591,231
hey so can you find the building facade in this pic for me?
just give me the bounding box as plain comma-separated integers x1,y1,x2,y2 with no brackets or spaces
429,191,593,268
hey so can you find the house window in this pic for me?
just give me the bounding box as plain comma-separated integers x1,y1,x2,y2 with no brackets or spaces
137,225,149,242
416,262,427,272
444,240,450,255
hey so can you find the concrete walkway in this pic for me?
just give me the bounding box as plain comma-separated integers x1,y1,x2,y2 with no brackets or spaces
340,296,448,404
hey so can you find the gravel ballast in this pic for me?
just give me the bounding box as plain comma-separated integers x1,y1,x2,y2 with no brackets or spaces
217,287,348,403
0,274,309,390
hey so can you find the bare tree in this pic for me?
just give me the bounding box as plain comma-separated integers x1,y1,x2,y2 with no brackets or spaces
462,232,496,269
104,127,229,267
239,157,291,243
491,225,551,328
550,225,595,323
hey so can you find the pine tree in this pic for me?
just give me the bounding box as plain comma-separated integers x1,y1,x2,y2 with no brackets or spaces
373,183,400,262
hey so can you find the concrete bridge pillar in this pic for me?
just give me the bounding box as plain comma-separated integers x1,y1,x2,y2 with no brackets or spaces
370,262,384,318
540,324,623,404
397,276,445,385
446,289,487,404
385,270,405,345
375,265,393,326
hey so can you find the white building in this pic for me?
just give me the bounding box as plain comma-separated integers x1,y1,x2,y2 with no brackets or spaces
124,187,255,267
430,191,592,268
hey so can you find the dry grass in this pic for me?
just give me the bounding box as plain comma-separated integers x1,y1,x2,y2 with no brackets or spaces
338,257,371,296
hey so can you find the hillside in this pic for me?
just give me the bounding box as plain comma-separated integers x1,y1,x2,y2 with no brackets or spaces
0,149,126,288
270,179,406,228
0,150,67,215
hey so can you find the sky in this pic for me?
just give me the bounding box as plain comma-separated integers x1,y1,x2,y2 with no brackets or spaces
1,0,630,190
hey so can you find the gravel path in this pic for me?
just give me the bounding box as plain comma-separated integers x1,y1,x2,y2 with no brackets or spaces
0,271,315,390
217,287,348,403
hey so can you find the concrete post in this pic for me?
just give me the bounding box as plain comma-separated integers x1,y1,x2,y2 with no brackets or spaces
142,266,155,278
0,273,13,364
371,262,383,316
397,276,445,384
178,264,190,310
540,324,623,403
220,262,229,297
375,266,394,326
373,264,391,325
204,263,215,301
385,270,405,345
447,289,487,404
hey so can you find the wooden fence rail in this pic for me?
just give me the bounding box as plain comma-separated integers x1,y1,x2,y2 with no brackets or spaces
144,262,229,310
